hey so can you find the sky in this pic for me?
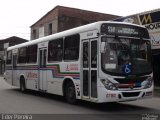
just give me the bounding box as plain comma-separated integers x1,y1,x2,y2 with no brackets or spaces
0,0,159,40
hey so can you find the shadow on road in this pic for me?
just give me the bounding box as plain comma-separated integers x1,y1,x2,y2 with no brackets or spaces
78,101,152,113
4,88,154,113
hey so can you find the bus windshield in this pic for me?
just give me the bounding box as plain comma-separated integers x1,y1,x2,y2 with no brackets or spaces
101,37,152,76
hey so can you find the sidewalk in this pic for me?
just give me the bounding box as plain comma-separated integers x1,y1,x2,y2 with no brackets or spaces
154,86,160,97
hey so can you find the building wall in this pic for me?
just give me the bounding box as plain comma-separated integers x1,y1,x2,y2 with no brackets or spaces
31,7,59,40
30,6,120,40
58,15,89,32
31,18,59,40
44,18,58,36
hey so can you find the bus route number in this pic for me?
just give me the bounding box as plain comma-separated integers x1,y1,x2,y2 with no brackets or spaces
108,26,116,33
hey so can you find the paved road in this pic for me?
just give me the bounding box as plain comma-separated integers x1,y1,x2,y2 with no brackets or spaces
0,77,160,120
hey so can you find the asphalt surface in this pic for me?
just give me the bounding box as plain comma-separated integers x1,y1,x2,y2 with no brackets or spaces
0,77,160,120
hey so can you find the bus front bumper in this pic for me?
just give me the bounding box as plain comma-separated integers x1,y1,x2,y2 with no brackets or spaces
97,85,153,103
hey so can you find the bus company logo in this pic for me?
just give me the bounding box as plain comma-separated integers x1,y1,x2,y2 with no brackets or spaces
27,72,38,79
66,65,70,71
140,14,152,25
66,64,78,71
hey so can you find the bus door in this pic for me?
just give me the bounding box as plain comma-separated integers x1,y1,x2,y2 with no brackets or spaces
12,54,17,85
82,39,98,100
38,48,47,91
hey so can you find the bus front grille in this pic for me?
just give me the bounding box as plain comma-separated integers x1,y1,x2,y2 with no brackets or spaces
114,76,148,89
122,92,140,97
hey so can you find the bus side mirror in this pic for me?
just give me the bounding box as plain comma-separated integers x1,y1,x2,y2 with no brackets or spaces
101,42,106,53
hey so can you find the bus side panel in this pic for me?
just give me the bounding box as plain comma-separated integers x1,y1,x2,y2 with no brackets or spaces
4,69,12,85
16,69,25,87
14,69,19,87
47,62,81,97
47,67,63,95
7,65,39,91
25,69,39,91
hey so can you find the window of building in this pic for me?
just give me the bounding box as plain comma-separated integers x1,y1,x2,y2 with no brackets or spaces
27,44,38,63
64,34,80,61
48,23,52,35
33,29,37,39
6,50,12,64
48,38,63,62
18,47,27,63
39,26,44,38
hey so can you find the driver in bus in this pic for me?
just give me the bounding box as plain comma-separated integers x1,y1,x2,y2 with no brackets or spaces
117,50,131,65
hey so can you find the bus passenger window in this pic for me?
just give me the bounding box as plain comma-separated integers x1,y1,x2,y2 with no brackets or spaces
6,51,12,64
64,34,80,61
18,47,27,63
27,44,37,63
48,38,63,62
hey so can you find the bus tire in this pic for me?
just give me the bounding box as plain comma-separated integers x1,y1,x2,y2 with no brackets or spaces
65,81,77,104
20,77,26,93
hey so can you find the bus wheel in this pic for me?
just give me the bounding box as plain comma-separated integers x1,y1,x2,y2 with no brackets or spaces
65,81,77,104
20,77,26,93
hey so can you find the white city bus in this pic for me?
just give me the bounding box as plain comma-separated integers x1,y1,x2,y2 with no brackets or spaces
4,21,153,104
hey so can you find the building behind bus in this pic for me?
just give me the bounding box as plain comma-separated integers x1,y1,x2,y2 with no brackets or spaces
0,36,28,74
30,6,120,40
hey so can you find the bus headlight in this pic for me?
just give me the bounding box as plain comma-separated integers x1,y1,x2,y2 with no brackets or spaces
101,79,118,90
142,77,153,89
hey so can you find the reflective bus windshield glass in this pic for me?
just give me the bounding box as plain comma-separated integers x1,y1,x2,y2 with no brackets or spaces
101,37,152,76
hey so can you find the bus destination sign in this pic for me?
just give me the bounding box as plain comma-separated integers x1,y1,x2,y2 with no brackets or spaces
107,26,139,35
101,23,149,39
